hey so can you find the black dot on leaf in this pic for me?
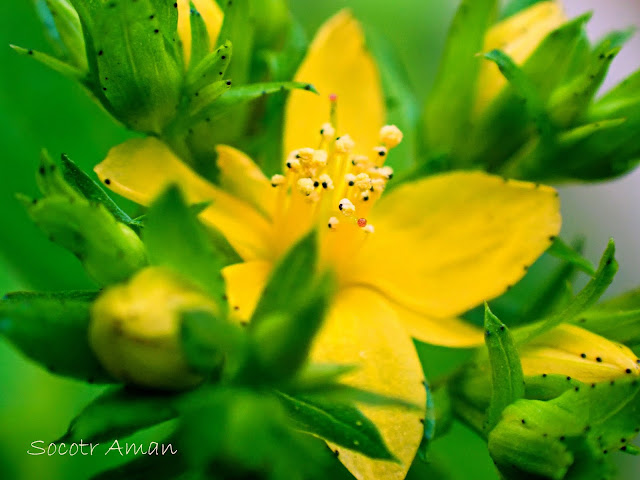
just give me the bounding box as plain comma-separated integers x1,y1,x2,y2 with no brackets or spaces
104,179,111,185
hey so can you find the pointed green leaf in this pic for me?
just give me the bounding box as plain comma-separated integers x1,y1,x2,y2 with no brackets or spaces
59,386,180,443
45,0,88,70
10,44,84,81
250,231,317,325
484,304,525,432
251,273,333,382
188,2,210,69
277,391,397,461
517,239,618,344
143,185,227,308
573,288,640,347
0,291,111,382
185,41,232,95
500,0,546,20
483,49,555,142
423,0,498,153
210,81,317,120
59,153,133,225
547,237,596,277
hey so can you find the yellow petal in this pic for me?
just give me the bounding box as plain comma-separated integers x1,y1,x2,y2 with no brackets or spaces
217,145,276,219
520,324,640,383
178,0,224,67
284,10,385,157
94,137,273,261
475,1,565,113
221,260,272,323
311,287,426,480
343,172,561,329
391,300,484,348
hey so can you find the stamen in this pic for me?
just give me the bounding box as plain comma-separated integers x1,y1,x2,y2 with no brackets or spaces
338,198,355,216
270,174,285,187
374,146,388,158
354,173,372,191
362,224,375,234
335,135,355,153
380,125,403,148
320,123,336,142
319,173,334,190
328,216,339,230
297,178,315,196
345,173,356,187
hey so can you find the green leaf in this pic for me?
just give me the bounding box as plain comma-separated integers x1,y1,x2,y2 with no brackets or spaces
365,25,419,174
483,304,525,432
187,2,209,70
573,288,640,347
516,239,618,344
10,44,84,81
464,14,590,171
251,231,316,325
423,0,498,155
70,0,183,133
500,0,546,20
548,40,620,127
209,81,317,120
184,41,232,96
0,291,111,382
59,387,180,443
547,237,596,277
483,49,555,142
181,309,246,377
251,273,333,382
181,80,232,126
21,195,147,285
43,0,88,70
215,0,253,85
277,391,397,461
143,185,226,308
59,153,133,225
35,149,82,199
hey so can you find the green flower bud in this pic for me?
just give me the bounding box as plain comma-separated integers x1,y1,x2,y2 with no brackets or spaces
89,267,217,390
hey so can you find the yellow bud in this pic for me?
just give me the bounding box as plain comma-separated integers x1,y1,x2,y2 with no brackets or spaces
89,267,217,390
520,324,640,383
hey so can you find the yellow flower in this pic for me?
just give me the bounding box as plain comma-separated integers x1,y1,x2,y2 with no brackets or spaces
94,10,561,479
475,1,566,114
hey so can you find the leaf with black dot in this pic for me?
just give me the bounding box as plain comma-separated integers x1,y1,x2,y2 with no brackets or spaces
186,1,210,71
59,153,133,226
483,304,525,432
10,44,85,81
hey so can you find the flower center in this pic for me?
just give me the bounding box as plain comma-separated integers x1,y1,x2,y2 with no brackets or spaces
268,95,403,259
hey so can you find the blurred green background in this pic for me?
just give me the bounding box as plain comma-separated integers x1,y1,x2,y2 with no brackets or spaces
1,1,639,479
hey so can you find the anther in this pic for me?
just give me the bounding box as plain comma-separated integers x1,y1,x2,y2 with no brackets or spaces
297,178,315,196
360,191,370,202
354,173,372,191
380,125,403,148
335,134,355,153
345,173,356,187
270,174,285,187
338,198,355,216
319,173,334,190
362,224,375,234
312,149,328,168
374,146,388,158
328,216,339,230
320,123,335,141
378,166,394,179
297,148,315,164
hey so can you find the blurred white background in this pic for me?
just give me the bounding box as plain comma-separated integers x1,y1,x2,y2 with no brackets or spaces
560,0,640,296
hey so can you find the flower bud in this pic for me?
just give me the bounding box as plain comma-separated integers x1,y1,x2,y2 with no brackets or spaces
89,267,218,390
